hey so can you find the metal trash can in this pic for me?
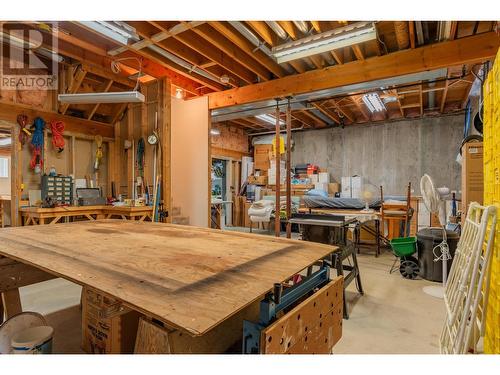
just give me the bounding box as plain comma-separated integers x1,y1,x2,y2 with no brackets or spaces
417,228,459,282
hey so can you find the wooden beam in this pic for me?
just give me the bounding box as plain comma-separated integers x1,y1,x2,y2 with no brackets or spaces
440,71,451,113
108,21,205,56
191,24,271,81
52,30,205,96
75,23,225,92
173,30,256,84
246,21,275,46
310,21,322,33
274,104,281,237
285,101,292,239
10,124,19,227
328,99,355,122
0,101,114,138
80,63,135,88
209,22,287,78
352,45,364,60
278,21,298,39
87,79,113,120
299,109,328,128
419,84,424,116
160,78,172,223
59,66,87,115
350,96,370,121
208,32,500,109
311,103,340,124
449,21,458,40
330,50,343,65
409,21,416,49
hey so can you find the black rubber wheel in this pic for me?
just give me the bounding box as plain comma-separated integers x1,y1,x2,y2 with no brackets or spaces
399,256,420,279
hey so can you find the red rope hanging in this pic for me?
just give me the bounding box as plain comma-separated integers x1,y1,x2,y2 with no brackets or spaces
30,147,42,171
17,114,30,146
49,120,65,153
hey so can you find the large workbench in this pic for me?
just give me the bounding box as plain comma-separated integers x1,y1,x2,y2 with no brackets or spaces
20,205,154,225
0,220,342,354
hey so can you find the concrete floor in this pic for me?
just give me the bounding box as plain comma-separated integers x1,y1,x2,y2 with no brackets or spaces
16,234,445,354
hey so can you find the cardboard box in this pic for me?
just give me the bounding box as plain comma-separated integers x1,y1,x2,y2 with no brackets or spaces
461,142,483,223
243,201,253,227
314,182,328,192
81,286,141,354
310,174,319,184
328,183,340,194
247,175,268,185
341,177,351,198
318,172,330,184
254,144,273,171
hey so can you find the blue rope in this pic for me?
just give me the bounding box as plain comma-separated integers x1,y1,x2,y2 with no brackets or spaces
31,117,45,149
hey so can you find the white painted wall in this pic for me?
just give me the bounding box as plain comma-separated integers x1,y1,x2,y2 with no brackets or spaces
171,96,209,227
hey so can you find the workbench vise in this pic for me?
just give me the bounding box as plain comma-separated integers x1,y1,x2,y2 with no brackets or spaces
242,261,331,354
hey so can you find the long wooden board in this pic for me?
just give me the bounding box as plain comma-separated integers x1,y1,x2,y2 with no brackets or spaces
208,32,499,109
0,220,335,336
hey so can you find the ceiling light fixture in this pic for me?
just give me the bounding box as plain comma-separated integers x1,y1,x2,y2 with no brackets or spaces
210,128,221,136
362,93,386,113
58,91,145,104
59,56,145,104
255,114,285,126
272,21,377,64
220,74,231,85
78,21,138,45
175,88,184,99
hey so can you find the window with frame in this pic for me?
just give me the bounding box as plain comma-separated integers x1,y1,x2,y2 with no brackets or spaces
0,157,8,178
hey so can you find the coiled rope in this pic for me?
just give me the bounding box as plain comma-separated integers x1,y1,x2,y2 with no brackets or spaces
17,114,30,146
94,135,103,170
49,120,65,153
30,117,45,171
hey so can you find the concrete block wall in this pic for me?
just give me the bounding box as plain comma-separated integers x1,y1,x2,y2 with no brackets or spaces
291,114,464,196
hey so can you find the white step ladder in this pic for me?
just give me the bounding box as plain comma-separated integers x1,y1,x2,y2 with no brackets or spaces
440,202,497,354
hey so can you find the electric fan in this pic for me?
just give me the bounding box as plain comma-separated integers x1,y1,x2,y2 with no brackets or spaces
420,174,451,299
360,183,379,212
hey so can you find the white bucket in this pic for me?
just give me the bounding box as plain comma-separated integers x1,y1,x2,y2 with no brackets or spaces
11,326,54,354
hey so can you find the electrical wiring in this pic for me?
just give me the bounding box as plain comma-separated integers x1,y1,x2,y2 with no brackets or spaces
110,57,143,91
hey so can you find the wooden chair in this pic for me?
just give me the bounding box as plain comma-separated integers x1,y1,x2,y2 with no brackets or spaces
380,183,412,240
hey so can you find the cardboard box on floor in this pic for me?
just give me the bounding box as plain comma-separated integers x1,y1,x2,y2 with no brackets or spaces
81,286,141,354
461,142,484,224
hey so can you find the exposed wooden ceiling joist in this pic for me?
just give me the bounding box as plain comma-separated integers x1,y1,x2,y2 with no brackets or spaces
208,22,287,78
208,32,500,109
191,23,271,82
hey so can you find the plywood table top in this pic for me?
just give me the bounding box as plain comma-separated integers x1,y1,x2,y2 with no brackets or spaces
0,220,334,336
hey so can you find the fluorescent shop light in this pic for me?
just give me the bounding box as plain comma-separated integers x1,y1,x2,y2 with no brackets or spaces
78,21,138,45
273,22,376,64
362,93,386,113
58,91,145,104
255,114,284,126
